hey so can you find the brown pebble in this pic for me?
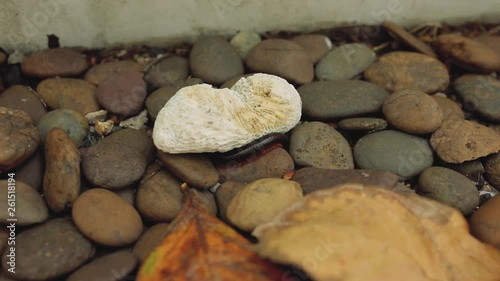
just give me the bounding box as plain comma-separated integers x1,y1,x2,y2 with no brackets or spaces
473,35,500,57
432,95,465,121
246,39,314,84
469,195,500,249
338,117,387,131
383,89,444,134
21,48,89,78
1,218,94,281
66,250,138,281
0,180,48,226
37,77,99,115
157,150,219,189
133,223,170,262
364,51,449,93
0,85,47,124
291,34,332,63
0,107,39,173
484,153,500,188
215,181,246,222
435,34,500,73
84,60,143,85
291,167,399,194
431,119,500,163
43,128,80,213
144,55,189,88
72,188,143,246
12,151,44,191
136,168,183,222
217,147,294,183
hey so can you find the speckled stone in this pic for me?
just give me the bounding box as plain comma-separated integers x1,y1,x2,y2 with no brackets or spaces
144,56,189,89
337,117,387,131
246,39,314,84
354,130,434,179
454,74,500,122
289,122,354,169
299,80,388,120
36,108,89,145
1,218,94,280
364,51,449,93
189,36,244,85
21,48,89,78
0,85,47,124
418,166,479,215
217,147,294,183
315,43,376,80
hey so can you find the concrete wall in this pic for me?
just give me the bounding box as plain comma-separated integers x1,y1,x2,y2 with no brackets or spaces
1,0,499,53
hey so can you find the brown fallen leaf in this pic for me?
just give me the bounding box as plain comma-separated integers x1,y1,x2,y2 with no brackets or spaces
137,183,285,281
253,184,500,281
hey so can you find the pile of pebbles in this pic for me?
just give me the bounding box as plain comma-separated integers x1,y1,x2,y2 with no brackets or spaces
0,21,500,280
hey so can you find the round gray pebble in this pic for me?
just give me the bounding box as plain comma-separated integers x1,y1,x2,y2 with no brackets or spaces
418,166,479,215
315,43,376,80
144,55,189,89
454,74,500,122
354,130,434,179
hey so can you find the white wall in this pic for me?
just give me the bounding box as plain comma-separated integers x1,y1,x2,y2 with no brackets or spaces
1,0,499,53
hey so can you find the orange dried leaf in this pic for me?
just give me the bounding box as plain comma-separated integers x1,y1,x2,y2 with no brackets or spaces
137,183,285,281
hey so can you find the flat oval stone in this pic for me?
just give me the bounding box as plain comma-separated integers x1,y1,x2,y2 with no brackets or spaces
217,147,294,183
157,151,218,189
0,85,47,124
36,108,89,145
189,36,244,85
430,119,500,163
136,168,183,222
103,128,155,164
95,71,146,117
0,107,39,173
435,34,500,73
43,128,80,213
473,35,500,57
337,117,387,131
383,89,444,134
315,43,376,80
37,78,99,115
364,51,449,93
354,130,434,179
82,141,147,189
290,121,354,169
432,95,465,121
418,166,479,215
454,74,500,122
469,195,500,249
66,250,138,281
246,39,314,84
382,21,437,58
291,34,332,63
144,56,189,89
84,60,143,85
291,167,399,194
1,218,94,281
72,188,143,246
133,223,170,262
0,180,48,226
21,48,88,78
230,31,262,59
227,178,303,232
484,153,500,188
12,151,44,191
299,80,388,120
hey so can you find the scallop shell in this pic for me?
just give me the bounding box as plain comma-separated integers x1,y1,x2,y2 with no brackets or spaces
153,73,302,153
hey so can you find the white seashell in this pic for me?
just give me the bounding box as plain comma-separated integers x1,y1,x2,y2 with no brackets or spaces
153,73,302,153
